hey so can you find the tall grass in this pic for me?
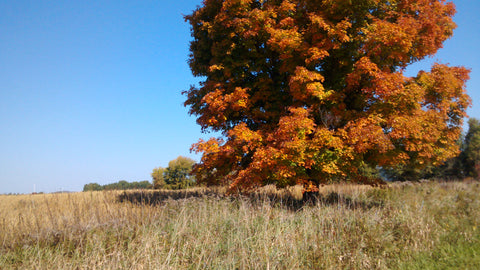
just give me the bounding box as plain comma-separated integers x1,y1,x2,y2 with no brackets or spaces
1,181,479,269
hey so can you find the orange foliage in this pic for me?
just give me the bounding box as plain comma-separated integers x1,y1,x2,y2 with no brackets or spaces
184,0,471,192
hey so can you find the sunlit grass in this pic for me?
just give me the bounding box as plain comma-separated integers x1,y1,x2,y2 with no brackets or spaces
1,181,479,269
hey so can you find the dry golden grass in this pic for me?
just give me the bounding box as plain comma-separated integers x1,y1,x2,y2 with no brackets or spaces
1,181,479,269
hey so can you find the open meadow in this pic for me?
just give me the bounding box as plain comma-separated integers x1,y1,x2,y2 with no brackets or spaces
1,180,480,269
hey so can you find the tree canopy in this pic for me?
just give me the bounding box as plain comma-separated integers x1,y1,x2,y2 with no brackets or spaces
184,0,471,192
462,118,480,178
152,156,197,189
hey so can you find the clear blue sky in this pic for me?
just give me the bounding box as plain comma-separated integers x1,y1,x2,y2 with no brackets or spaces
1,0,479,194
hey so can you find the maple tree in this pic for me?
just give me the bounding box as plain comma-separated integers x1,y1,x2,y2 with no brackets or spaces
184,0,471,192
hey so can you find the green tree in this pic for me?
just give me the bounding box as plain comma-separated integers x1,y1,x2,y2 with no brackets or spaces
151,156,196,189
132,180,153,189
462,118,480,178
165,156,197,189
104,180,130,190
83,182,103,191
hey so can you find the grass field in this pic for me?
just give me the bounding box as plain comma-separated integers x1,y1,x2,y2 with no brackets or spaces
1,180,479,269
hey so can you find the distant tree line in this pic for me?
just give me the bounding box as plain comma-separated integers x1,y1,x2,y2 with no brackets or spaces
83,180,152,191
83,156,198,192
